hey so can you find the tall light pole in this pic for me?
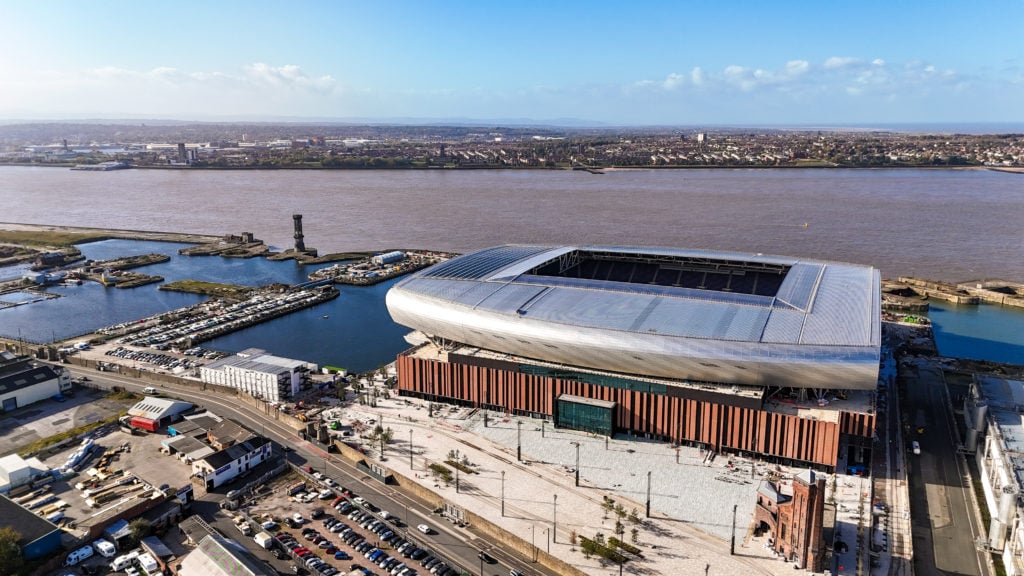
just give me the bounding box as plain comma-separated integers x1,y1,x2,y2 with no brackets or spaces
501,470,506,517
409,428,413,471
645,470,651,518
543,527,550,554
541,420,545,438
531,524,536,562
571,441,580,487
517,420,522,462
552,494,558,543
456,465,460,493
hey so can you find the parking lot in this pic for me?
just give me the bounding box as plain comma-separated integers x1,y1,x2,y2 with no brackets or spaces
235,469,470,576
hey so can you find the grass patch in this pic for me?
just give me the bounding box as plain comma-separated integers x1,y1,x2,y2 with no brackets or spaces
106,389,141,402
444,459,477,474
0,230,110,247
18,413,123,456
159,279,253,299
428,463,452,483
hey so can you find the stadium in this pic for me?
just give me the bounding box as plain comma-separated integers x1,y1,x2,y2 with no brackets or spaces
386,245,881,469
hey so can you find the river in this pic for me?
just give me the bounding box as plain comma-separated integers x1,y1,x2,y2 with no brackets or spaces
2,166,1022,281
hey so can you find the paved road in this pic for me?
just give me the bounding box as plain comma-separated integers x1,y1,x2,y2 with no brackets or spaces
70,366,548,576
903,360,987,576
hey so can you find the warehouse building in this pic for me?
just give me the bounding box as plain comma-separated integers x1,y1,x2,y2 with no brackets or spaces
0,494,62,560
0,351,72,412
178,533,276,576
123,397,193,432
387,245,881,470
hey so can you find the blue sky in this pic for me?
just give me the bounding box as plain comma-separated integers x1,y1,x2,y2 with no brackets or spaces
1,0,1021,125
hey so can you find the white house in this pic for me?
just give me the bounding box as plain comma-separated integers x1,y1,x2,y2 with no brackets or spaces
191,436,271,490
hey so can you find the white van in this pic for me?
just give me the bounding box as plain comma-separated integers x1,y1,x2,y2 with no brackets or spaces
93,537,117,557
143,386,158,394
911,441,921,455
64,545,94,566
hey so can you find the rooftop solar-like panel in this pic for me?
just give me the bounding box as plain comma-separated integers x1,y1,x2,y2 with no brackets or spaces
422,245,551,280
774,263,823,311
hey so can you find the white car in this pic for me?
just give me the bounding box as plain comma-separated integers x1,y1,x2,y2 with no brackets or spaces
417,524,431,534
261,520,278,531
292,513,304,524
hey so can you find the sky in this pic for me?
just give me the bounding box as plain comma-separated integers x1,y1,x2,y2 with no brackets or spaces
1,1,1021,126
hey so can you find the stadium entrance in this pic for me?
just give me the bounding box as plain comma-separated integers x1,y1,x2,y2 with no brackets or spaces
555,394,615,436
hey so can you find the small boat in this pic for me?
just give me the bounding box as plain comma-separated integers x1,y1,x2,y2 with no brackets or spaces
322,315,329,319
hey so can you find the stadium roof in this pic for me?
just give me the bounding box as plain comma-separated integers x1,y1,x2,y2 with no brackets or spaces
387,245,881,390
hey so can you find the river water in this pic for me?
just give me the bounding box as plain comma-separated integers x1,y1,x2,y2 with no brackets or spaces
1,167,1022,367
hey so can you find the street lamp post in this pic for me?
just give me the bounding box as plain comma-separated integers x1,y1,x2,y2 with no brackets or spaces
531,524,536,562
645,470,651,518
553,494,558,543
541,420,545,438
456,465,460,493
543,527,550,554
409,429,413,471
517,420,522,462
501,470,505,517
479,554,483,576
571,441,580,487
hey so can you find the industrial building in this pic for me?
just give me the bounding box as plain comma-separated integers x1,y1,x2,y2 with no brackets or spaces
0,351,72,412
0,494,63,560
199,348,316,402
124,397,193,432
387,245,881,469
0,453,50,495
178,533,277,576
966,375,1024,575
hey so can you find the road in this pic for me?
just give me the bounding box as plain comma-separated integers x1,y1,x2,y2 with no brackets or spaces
903,359,988,576
70,366,548,576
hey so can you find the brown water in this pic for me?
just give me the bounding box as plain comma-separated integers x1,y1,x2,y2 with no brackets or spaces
2,166,1022,281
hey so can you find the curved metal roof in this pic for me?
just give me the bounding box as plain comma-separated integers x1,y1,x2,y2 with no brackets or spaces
387,245,881,389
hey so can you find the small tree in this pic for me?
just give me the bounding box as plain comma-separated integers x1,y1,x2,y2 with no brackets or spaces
614,503,626,520
0,526,24,575
570,529,577,551
630,527,639,545
594,532,606,546
129,518,152,544
614,520,625,540
629,507,641,524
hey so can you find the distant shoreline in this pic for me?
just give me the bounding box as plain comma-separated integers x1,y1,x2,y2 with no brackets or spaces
0,162,1012,172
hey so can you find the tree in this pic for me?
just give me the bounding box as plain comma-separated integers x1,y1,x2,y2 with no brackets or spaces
615,503,626,520
629,507,641,524
614,520,624,540
129,518,152,543
0,527,24,575
570,529,577,551
630,527,639,545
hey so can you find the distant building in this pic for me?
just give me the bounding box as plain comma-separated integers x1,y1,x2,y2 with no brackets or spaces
199,348,315,402
0,494,62,560
753,469,827,571
178,533,277,576
372,250,405,266
0,352,72,412
967,375,1024,575
191,436,271,490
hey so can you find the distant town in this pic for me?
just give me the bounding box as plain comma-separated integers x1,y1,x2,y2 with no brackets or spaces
0,123,1021,170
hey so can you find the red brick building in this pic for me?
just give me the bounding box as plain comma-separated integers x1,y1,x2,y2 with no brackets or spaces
753,469,827,571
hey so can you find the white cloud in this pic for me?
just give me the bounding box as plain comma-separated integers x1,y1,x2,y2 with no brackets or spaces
824,57,862,70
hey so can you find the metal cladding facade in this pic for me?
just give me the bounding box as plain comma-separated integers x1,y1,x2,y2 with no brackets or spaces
387,245,881,390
